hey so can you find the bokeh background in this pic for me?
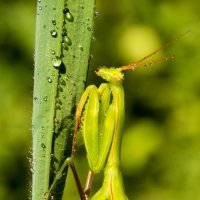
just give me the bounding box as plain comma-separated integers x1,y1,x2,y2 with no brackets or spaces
1,0,200,199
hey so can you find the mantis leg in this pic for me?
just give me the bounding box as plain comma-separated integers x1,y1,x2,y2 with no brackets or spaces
72,85,98,158
42,158,85,200
71,83,116,198
73,83,115,174
91,84,128,200
84,170,94,199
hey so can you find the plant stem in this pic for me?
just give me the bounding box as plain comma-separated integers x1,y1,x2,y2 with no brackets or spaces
32,0,95,199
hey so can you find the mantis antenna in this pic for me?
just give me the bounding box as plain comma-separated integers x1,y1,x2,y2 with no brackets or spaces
118,30,190,71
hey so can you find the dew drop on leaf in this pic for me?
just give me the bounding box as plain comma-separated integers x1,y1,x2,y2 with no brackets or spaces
47,77,52,83
52,56,61,69
43,96,48,101
63,8,74,22
95,11,100,17
64,36,72,45
34,97,39,104
50,195,55,200
41,143,46,149
50,29,57,38
79,45,83,51
62,42,68,50
52,19,56,25
63,8,69,14
51,50,56,55
66,12,74,22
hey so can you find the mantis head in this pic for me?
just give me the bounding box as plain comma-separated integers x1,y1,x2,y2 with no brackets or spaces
95,67,124,84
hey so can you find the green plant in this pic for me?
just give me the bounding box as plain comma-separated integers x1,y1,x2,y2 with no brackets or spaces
32,0,95,199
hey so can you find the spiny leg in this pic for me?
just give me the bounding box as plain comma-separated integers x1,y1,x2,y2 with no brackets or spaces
72,85,98,158
42,158,85,200
71,85,99,199
70,162,86,200
84,170,94,200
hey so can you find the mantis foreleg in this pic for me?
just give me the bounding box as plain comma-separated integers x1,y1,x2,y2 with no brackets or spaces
72,82,128,199
91,84,128,200
73,83,115,174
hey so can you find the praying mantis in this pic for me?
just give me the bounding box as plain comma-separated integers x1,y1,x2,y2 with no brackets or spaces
43,32,188,200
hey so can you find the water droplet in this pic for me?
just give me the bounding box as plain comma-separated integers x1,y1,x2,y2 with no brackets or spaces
50,195,55,200
50,29,57,38
62,95,66,98
63,8,69,14
92,36,96,42
51,50,56,55
43,96,48,101
34,97,39,104
47,77,52,83
64,36,72,45
66,12,74,22
38,0,41,3
41,143,46,149
50,153,54,159
62,29,67,36
54,118,59,124
52,56,61,69
52,19,56,25
62,171,67,176
90,54,93,60
39,6,42,10
62,42,68,50
30,167,34,173
59,78,66,86
79,45,83,51
95,11,100,17
63,8,74,22
87,27,91,31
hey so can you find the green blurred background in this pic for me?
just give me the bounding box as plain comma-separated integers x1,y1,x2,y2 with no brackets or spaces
1,0,200,199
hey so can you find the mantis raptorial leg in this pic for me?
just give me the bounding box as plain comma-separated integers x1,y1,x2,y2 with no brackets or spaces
43,31,189,200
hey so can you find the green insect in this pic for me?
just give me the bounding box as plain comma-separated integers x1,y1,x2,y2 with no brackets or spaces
71,55,173,200
43,32,188,200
